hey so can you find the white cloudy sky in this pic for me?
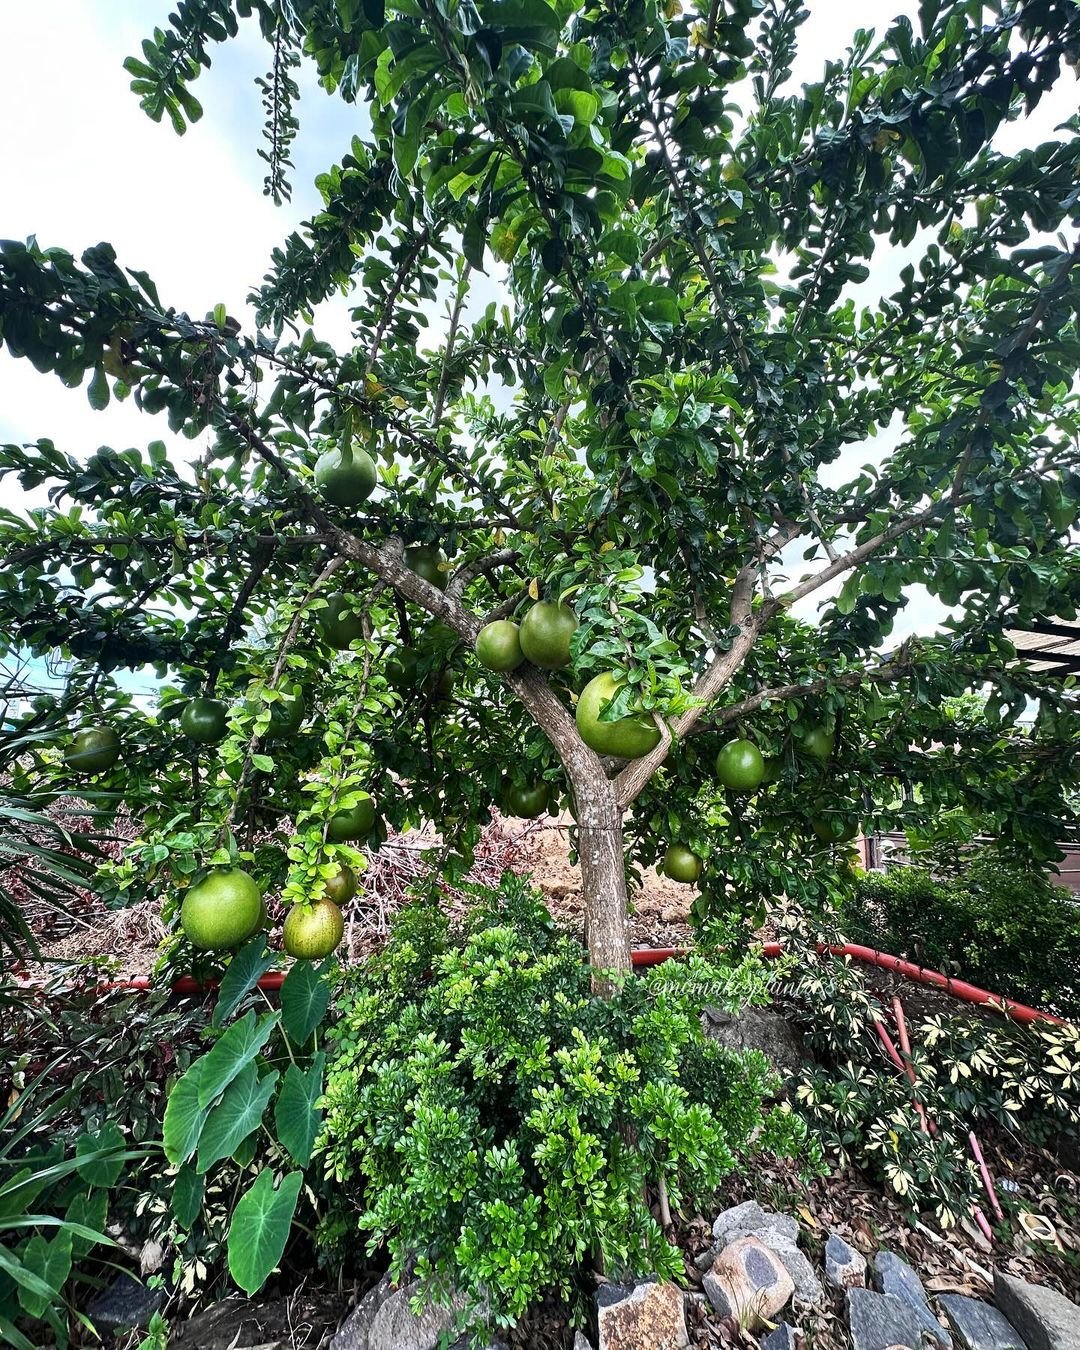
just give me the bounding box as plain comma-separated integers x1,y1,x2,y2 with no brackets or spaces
1,2,1075,645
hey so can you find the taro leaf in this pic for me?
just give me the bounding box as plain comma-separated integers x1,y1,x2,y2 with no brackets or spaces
212,938,276,1028
65,1189,108,1257
197,1010,280,1109
16,1231,71,1318
226,1169,303,1296
163,1058,211,1166
232,1131,259,1168
171,1164,204,1230
197,1064,279,1173
280,960,331,1046
74,1122,125,1187
274,1053,325,1167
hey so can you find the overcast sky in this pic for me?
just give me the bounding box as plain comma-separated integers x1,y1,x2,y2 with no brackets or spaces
1,2,1075,649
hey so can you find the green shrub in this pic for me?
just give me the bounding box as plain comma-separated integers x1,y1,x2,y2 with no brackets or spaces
846,848,1080,1017
319,876,804,1335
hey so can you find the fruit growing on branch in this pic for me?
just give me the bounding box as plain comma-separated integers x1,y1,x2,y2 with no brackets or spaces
180,868,263,951
64,725,121,774
326,795,375,842
475,619,524,672
179,697,228,745
715,739,766,792
518,601,578,670
662,844,703,883
576,672,662,759
283,897,344,958
324,866,357,905
314,439,376,508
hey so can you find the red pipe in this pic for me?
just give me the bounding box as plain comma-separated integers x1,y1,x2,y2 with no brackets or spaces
627,942,1066,1027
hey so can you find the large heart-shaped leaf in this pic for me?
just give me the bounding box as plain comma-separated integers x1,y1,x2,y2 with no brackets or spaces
226,1170,303,1296
75,1122,125,1187
213,938,276,1028
274,1053,325,1167
64,1189,108,1257
15,1231,71,1318
280,961,331,1045
197,1064,279,1173
197,1010,280,1108
171,1164,204,1230
163,1059,210,1166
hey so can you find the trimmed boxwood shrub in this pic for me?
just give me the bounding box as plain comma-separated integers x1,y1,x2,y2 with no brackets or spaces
846,848,1080,1017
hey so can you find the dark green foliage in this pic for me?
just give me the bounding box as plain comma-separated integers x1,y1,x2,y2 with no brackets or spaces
846,849,1080,1017
320,877,803,1334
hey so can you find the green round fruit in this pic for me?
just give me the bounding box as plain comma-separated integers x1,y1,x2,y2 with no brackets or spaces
404,545,448,591
422,667,455,702
327,794,375,842
811,815,858,844
64,725,121,774
267,685,305,740
662,844,703,884
519,601,578,669
575,672,661,759
322,593,365,650
386,647,418,689
180,868,263,951
795,723,835,762
507,781,550,819
283,898,344,959
475,620,524,672
245,896,270,939
715,738,765,792
324,866,357,905
314,444,376,507
180,697,228,745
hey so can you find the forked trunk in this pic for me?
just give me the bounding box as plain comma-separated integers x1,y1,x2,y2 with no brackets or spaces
571,762,631,993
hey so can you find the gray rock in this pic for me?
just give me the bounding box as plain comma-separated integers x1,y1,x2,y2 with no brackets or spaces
702,1005,804,1078
849,1288,923,1350
767,1233,825,1307
874,1251,951,1348
332,1278,467,1350
994,1269,1080,1350
85,1272,165,1332
574,1335,596,1350
712,1199,798,1245
703,1236,795,1329
763,1325,800,1350
331,1274,395,1350
826,1233,868,1291
937,1295,1028,1350
596,1279,688,1349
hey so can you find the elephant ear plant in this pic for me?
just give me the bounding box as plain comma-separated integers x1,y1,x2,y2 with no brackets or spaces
317,877,805,1337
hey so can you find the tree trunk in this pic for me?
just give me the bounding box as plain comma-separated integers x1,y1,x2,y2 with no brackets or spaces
571,758,631,992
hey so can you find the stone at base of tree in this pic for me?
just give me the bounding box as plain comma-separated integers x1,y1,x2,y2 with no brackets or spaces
993,1269,1080,1350
573,1333,596,1350
596,1278,688,1349
331,1277,471,1350
825,1233,868,1291
702,1006,804,1078
703,1202,822,1306
85,1272,165,1333
848,1288,924,1350
937,1294,1028,1350
763,1323,800,1350
711,1200,800,1246
703,1236,795,1330
873,1252,952,1349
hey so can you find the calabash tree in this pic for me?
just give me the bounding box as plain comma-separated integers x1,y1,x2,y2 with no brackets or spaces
2,0,1080,983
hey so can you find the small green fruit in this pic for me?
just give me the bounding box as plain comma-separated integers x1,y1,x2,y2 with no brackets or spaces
519,601,578,669
507,782,549,819
179,697,229,745
327,794,375,842
811,815,858,844
475,620,524,672
180,868,263,951
715,739,765,792
404,545,448,591
321,593,365,649
283,898,344,959
795,723,835,762
64,726,121,774
324,866,357,905
314,444,376,507
662,844,703,883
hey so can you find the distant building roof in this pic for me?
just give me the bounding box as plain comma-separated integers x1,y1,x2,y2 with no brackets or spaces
1006,617,1080,676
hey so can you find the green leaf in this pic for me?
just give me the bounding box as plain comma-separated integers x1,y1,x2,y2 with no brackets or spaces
0,1312,35,1350
0,1244,54,1304
280,960,331,1046
197,1064,279,1173
226,1170,303,1296
274,1053,325,1167
162,1059,211,1166
171,1163,204,1229
17,1231,71,1319
65,1189,108,1257
213,938,275,1028
197,1009,280,1108
74,1123,125,1187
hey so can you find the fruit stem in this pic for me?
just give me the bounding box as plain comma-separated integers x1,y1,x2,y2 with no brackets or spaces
338,410,354,468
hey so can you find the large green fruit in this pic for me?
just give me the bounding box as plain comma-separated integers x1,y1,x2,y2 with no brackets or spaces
314,444,376,507
715,738,765,791
575,672,661,758
795,723,835,762
324,866,357,905
283,898,344,959
475,620,524,672
662,844,702,884
64,725,121,774
519,601,578,669
404,545,448,591
327,794,375,842
267,684,305,740
385,647,419,689
322,593,365,649
507,781,549,819
180,697,228,745
181,868,263,951
811,815,858,844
